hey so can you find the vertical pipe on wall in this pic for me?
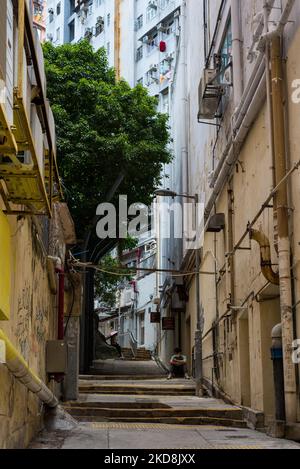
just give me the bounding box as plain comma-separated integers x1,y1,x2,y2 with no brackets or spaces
270,35,297,423
114,0,121,80
56,265,65,341
231,0,243,107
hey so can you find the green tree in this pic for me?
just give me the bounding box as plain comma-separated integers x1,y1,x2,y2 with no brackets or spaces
43,41,171,240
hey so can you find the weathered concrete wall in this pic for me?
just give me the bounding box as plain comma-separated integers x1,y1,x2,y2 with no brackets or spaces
0,207,69,448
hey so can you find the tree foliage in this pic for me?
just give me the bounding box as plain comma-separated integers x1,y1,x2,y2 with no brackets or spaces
43,41,171,239
94,255,133,307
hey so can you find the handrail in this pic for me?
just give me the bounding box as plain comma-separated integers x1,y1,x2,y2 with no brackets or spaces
118,330,138,357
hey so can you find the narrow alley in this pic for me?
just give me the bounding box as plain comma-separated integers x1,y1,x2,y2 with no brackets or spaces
2,0,300,456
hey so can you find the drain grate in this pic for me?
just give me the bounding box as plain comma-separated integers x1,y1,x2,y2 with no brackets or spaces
91,422,225,431
217,428,238,432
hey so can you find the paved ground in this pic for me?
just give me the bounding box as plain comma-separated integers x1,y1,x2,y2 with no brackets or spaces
30,420,300,449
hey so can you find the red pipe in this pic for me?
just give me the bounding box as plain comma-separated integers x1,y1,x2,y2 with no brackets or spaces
55,266,65,340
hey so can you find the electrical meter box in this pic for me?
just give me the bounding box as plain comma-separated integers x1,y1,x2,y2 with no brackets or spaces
46,340,67,374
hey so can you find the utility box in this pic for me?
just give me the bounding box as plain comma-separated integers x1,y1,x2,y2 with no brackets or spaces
46,340,67,374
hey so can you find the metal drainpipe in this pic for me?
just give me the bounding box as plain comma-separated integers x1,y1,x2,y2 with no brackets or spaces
56,265,65,341
270,35,297,423
271,324,286,424
231,0,243,107
0,329,58,408
249,229,279,285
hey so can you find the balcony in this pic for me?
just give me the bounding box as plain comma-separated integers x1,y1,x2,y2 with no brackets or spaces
0,0,62,217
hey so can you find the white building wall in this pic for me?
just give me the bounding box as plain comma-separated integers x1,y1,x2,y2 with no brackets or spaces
46,0,115,67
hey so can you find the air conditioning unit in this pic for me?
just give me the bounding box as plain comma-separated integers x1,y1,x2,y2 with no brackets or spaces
149,64,158,73
198,68,223,120
144,241,156,253
84,27,93,38
148,0,158,8
157,22,167,32
48,8,54,14
142,35,150,44
165,53,174,62
96,16,104,25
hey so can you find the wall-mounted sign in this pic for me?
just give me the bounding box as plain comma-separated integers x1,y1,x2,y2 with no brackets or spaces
150,312,161,323
162,317,175,330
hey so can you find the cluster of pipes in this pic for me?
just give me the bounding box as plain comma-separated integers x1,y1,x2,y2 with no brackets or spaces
207,0,297,424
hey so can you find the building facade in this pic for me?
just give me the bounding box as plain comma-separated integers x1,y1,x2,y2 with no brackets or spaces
155,0,300,434
46,0,185,359
0,0,78,448
32,0,47,41
46,0,116,66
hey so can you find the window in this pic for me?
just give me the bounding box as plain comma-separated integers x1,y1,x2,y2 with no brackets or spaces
56,2,61,15
34,2,43,16
95,17,104,36
107,13,110,26
56,27,60,42
69,19,75,42
162,19,175,38
107,42,110,56
69,0,76,13
161,91,169,115
136,45,143,62
147,32,158,54
146,5,157,23
146,67,158,86
88,0,93,15
217,21,232,73
160,0,171,9
49,8,54,22
136,14,143,30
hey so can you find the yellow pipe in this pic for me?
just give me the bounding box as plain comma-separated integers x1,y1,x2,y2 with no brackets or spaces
249,229,279,285
0,329,58,408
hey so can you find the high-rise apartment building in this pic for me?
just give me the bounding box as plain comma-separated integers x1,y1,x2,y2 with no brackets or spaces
46,0,184,356
46,1,116,67
46,1,182,102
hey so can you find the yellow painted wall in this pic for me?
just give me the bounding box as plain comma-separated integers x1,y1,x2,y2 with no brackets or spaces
0,210,66,448
0,210,11,320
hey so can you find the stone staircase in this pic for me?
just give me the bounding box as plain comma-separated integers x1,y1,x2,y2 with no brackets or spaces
64,389,246,428
121,347,152,361
64,353,247,430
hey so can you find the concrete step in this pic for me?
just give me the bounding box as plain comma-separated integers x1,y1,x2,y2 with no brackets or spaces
79,379,194,393
63,405,244,421
91,359,165,376
80,375,166,381
78,386,195,396
67,415,247,428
